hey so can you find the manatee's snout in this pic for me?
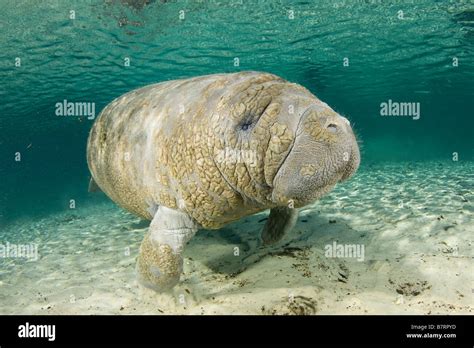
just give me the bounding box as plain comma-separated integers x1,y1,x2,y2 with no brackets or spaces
271,103,360,207
326,115,360,181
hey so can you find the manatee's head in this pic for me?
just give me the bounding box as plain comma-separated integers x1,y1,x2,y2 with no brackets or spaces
213,72,359,209
269,94,360,208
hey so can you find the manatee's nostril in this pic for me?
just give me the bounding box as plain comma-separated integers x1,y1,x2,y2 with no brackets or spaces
327,123,338,133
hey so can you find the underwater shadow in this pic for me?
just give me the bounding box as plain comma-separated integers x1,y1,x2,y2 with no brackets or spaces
189,210,351,279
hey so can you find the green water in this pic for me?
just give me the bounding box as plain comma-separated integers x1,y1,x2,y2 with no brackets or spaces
1,0,473,224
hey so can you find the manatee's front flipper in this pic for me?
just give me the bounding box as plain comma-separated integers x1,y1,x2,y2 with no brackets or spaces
136,206,198,291
261,206,298,245
88,177,102,193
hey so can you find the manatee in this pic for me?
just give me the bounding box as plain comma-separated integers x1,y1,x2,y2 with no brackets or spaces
86,71,360,291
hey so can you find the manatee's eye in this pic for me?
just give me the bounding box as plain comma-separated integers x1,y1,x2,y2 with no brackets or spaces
327,123,338,133
240,121,253,131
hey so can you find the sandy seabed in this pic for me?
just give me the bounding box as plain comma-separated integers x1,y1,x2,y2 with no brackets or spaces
0,161,472,315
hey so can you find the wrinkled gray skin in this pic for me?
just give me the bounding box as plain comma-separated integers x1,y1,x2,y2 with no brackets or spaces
87,71,360,291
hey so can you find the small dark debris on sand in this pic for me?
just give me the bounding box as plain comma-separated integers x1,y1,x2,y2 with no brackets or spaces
395,280,431,296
